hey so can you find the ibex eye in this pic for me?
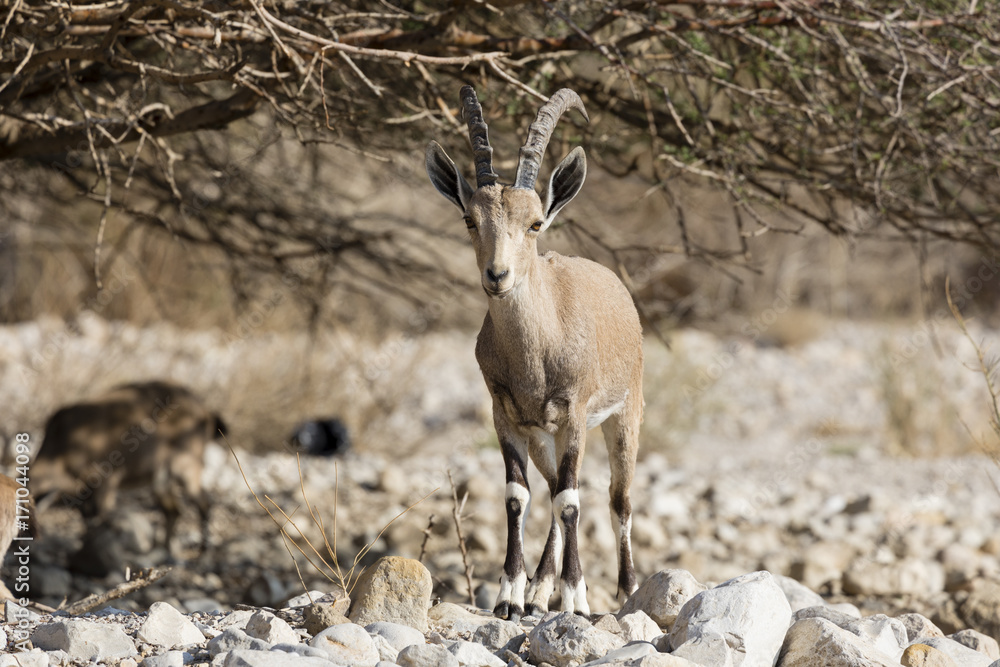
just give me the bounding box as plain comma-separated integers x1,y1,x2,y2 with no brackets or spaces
464,216,476,230
529,221,543,232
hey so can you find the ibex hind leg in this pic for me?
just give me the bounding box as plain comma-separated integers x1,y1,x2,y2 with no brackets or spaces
601,409,639,601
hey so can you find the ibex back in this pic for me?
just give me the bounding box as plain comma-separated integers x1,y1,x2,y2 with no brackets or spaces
426,86,644,619
30,381,226,556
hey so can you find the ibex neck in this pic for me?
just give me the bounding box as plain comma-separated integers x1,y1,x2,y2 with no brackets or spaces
486,256,559,349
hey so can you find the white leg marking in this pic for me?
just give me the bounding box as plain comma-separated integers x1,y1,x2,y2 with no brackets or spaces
497,570,527,612
560,578,590,616
552,488,580,518
506,482,530,544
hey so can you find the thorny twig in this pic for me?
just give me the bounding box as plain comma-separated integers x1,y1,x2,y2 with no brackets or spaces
447,470,476,607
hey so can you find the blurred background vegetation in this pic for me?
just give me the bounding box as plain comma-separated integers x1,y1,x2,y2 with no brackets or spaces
2,0,998,339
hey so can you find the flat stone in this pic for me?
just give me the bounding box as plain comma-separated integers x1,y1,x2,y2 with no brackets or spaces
397,644,460,667
365,621,425,651
371,634,399,663
910,637,994,667
207,628,271,657
619,569,706,628
287,590,351,616
222,649,340,667
427,603,492,635
310,622,380,667
528,612,625,667
348,557,432,632
32,619,137,661
949,630,1000,661
245,610,301,645
669,571,791,667
0,650,48,667
471,619,523,653
579,641,658,666
140,651,188,667
138,601,206,648
780,617,899,667
447,640,506,667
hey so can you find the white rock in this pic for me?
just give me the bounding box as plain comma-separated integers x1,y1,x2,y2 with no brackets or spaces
207,628,271,657
0,650,48,667
397,644,460,667
286,591,329,608
223,649,340,667
272,644,330,658
370,634,399,663
911,637,994,667
780,617,899,667
528,612,626,667
217,610,256,632
949,630,1000,661
246,610,301,646
138,601,206,648
897,613,945,643
471,619,523,652
773,575,825,613
671,632,735,667
794,607,906,661
427,603,492,635
32,619,137,661
619,611,661,642
580,642,658,666
365,621,425,651
619,569,706,628
669,571,791,667
141,651,187,667
447,640,506,667
310,623,379,667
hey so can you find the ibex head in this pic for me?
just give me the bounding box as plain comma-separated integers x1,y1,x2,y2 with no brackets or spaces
426,86,589,299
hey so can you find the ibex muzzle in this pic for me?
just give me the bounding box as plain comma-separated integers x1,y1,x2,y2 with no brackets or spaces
426,86,644,619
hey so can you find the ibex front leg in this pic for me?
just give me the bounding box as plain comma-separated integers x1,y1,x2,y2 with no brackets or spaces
494,420,531,621
554,412,589,616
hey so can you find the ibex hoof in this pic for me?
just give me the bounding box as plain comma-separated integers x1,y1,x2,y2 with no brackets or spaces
524,602,546,619
493,601,523,622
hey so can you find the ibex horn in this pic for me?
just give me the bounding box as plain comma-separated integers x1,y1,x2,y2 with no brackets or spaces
460,85,499,188
514,89,589,190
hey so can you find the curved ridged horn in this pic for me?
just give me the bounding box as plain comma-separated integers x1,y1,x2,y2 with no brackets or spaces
461,85,498,187
514,89,590,190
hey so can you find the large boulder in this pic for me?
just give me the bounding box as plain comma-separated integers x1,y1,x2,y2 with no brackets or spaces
669,571,791,667
779,617,899,667
348,557,432,632
619,569,706,629
137,601,206,648
528,612,626,667
32,620,137,661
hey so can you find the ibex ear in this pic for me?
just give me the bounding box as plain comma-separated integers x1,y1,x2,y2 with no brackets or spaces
543,146,586,227
426,141,474,211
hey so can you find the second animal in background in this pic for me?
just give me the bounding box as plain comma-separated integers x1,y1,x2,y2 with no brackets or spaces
30,381,226,568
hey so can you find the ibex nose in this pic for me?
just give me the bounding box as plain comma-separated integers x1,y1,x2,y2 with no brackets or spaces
486,267,509,284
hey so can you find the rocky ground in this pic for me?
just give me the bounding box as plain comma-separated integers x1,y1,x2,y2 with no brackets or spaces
4,559,1000,666
3,316,1000,663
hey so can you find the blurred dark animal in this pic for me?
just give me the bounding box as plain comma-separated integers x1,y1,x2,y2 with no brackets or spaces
30,381,226,557
289,418,351,457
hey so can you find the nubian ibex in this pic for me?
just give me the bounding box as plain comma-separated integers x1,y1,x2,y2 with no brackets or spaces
30,381,226,558
426,86,644,619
